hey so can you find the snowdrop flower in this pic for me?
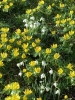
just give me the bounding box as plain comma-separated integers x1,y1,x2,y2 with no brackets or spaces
53,82,57,87
17,63,20,67
41,73,46,79
40,85,45,90
23,19,28,23
42,61,47,67
40,17,45,21
30,24,33,28
35,60,38,65
40,90,43,94
24,23,28,28
41,26,46,33
18,72,22,76
55,89,60,95
45,87,50,92
20,61,24,66
49,69,53,75
30,16,35,20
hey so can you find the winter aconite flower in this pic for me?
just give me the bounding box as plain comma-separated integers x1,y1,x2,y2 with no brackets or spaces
46,48,51,54
54,53,60,60
35,67,41,73
24,89,32,95
37,97,42,100
64,95,68,99
58,68,63,75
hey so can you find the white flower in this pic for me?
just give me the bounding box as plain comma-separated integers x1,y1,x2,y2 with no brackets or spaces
42,61,47,67
41,73,46,79
30,16,35,20
30,24,33,28
18,72,22,76
23,19,28,23
53,82,57,87
49,69,53,75
40,85,45,90
41,26,46,33
45,87,50,92
55,89,60,95
40,17,45,21
17,63,20,67
24,23,28,28
35,60,38,65
20,61,24,66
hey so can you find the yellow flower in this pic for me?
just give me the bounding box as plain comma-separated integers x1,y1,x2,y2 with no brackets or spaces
32,42,36,47
70,10,74,15
22,43,28,49
0,44,3,48
23,68,26,73
26,72,32,77
26,9,31,14
1,37,8,43
9,38,15,43
58,68,63,74
4,5,10,9
46,48,51,54
38,0,44,5
56,20,60,25
37,98,42,100
69,71,75,78
54,53,60,60
67,18,71,21
67,63,73,70
52,3,55,6
0,73,2,78
1,27,9,33
35,67,41,73
23,96,28,100
24,89,32,95
69,30,74,35
24,49,29,53
64,95,68,99
17,40,22,45
63,34,70,40
61,19,66,24
35,38,41,43
60,3,65,8
15,29,21,34
13,48,19,57
69,20,74,25
35,46,41,53
11,94,20,100
9,2,13,6
51,31,56,35
47,5,51,10
55,14,61,19
24,28,29,33
29,61,36,67
1,52,7,59
5,96,11,100
7,45,12,50
52,44,57,49
22,53,26,59
1,33,7,38
26,36,32,40
0,60,4,66
11,82,20,90
2,0,7,2
22,0,26,1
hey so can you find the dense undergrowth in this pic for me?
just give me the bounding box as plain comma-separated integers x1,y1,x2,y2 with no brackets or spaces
0,0,75,100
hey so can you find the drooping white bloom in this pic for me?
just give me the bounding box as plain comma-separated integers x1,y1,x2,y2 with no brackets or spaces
53,82,57,87
49,69,53,75
41,73,46,79
23,19,28,23
45,87,50,92
20,61,24,66
40,17,45,21
42,61,47,67
40,85,45,90
17,63,20,67
30,16,35,20
35,60,38,65
55,89,60,95
41,26,46,33
24,23,28,28
18,72,22,76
